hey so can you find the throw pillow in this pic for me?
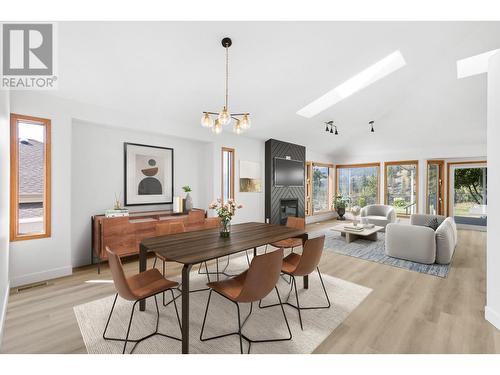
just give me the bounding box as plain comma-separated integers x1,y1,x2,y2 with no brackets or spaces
426,217,439,231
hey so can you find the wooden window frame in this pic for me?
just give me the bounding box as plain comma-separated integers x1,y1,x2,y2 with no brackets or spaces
10,113,51,241
425,160,445,215
335,162,381,205
221,147,235,202
384,160,419,217
309,162,334,215
446,160,487,217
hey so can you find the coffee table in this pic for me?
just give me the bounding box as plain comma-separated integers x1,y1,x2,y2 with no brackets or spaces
331,224,384,243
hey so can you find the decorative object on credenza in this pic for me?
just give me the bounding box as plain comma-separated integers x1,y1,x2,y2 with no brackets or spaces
334,195,349,220
208,198,243,238
350,205,361,227
105,208,129,218
124,143,174,206
369,120,375,133
172,196,183,213
239,160,261,192
324,120,338,135
182,185,193,211
200,37,251,135
113,193,123,210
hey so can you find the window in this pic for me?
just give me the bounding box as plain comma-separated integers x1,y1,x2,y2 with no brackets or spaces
336,163,380,207
426,160,444,215
309,163,334,214
10,114,51,241
221,147,234,202
385,160,418,216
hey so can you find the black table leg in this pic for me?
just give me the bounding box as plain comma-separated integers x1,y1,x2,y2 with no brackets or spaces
301,233,309,289
253,247,257,257
181,264,193,354
139,244,147,311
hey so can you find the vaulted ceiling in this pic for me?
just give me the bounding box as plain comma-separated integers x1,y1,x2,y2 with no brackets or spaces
53,21,500,158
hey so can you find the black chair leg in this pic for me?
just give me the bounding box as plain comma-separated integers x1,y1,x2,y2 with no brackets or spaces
235,302,244,354
122,301,138,354
317,267,331,308
103,293,118,340
291,276,304,330
170,288,182,333
275,286,292,340
162,260,166,306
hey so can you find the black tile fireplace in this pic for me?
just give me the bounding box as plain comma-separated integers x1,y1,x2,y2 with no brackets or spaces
280,199,298,225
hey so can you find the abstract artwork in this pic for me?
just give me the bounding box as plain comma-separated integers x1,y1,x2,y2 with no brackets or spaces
239,160,261,193
124,143,173,205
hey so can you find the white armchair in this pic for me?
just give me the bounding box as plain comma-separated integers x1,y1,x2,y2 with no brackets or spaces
385,214,457,265
360,204,396,231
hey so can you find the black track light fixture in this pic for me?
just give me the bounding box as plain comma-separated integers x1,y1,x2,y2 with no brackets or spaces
324,121,338,135
369,120,375,133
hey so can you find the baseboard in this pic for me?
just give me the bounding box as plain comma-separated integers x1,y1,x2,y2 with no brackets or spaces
0,280,10,350
10,266,72,288
485,305,500,330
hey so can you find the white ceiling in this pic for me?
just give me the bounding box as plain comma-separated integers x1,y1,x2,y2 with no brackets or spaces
53,21,500,158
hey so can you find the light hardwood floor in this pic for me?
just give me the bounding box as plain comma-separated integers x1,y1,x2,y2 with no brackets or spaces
2,220,498,353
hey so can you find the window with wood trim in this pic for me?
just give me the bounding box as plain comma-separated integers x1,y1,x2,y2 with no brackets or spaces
336,163,380,207
221,147,235,202
306,162,334,215
384,160,419,216
10,114,51,241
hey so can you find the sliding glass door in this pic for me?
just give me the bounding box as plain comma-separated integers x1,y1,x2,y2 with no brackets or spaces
448,162,487,226
426,160,444,215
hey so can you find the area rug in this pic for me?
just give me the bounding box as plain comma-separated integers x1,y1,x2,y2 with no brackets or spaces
73,255,371,354
312,229,451,278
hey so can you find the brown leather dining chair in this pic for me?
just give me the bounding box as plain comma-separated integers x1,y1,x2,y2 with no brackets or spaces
103,247,181,354
200,248,292,354
266,216,305,254
153,221,185,305
260,235,330,330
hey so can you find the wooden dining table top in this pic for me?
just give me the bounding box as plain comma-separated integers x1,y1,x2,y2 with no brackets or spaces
140,222,307,265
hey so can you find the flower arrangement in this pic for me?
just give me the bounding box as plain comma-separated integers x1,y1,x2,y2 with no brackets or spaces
182,185,192,193
350,205,361,226
208,198,243,237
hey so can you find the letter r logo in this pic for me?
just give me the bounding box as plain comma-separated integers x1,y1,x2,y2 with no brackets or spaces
2,24,53,76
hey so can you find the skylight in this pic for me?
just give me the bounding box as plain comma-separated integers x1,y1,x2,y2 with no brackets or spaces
297,50,406,118
457,49,499,79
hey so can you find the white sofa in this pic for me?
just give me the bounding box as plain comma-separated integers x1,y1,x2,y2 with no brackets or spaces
385,214,458,264
360,204,396,231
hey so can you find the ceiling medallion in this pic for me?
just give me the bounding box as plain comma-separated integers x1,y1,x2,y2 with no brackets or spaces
201,37,251,135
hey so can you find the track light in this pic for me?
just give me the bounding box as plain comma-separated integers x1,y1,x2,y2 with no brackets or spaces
334,127,339,135
325,123,329,132
369,120,375,133
324,120,338,135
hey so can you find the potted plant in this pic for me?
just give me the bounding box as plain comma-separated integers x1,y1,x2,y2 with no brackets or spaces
182,185,193,211
208,198,243,237
334,195,349,220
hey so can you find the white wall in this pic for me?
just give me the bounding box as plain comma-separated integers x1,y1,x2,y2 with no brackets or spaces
486,52,500,330
71,120,211,267
0,91,10,346
208,133,266,224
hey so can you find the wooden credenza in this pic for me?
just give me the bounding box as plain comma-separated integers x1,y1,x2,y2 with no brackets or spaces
91,208,215,272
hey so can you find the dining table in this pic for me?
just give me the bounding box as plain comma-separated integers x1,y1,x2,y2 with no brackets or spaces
139,221,308,354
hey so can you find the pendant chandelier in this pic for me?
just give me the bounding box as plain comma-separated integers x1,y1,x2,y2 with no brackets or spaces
201,37,251,135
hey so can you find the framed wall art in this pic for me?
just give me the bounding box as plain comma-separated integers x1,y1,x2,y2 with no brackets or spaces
124,142,174,206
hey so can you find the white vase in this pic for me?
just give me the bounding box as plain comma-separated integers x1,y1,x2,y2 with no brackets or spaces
184,193,193,211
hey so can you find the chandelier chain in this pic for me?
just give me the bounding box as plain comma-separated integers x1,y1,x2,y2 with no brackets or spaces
225,44,229,109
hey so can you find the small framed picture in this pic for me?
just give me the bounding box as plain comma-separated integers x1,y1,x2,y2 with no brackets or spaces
124,142,174,206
